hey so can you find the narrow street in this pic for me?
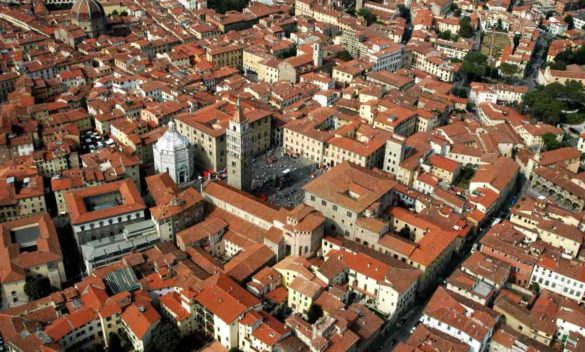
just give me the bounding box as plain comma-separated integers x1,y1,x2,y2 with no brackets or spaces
378,178,525,350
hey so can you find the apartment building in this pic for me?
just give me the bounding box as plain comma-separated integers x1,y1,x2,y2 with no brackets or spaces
366,71,414,92
303,161,395,238
0,167,47,223
206,44,245,67
326,247,419,317
64,179,147,246
469,157,519,207
445,251,511,305
283,108,354,163
288,275,325,316
80,148,142,191
494,290,559,346
578,132,585,154
239,311,290,351
273,256,314,289
404,43,458,82
0,213,66,309
160,291,198,336
146,173,205,243
194,273,261,350
121,302,161,351
421,286,499,352
428,154,461,184
514,123,563,148
530,254,585,304
45,308,103,351
378,207,463,291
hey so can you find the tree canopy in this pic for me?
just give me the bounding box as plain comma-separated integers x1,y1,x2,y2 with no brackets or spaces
150,321,181,352
565,15,575,30
452,87,468,98
458,17,474,38
358,8,377,26
459,52,488,81
542,133,568,151
275,45,297,59
438,30,452,40
522,81,585,124
24,276,51,300
336,50,353,61
207,0,248,14
551,45,585,69
107,333,123,352
397,4,411,22
513,34,521,49
499,62,519,76
398,225,411,239
307,304,324,324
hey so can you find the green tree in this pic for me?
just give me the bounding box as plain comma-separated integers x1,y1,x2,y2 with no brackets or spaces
454,8,462,17
522,81,585,124
452,87,468,98
459,52,488,81
397,4,411,22
458,17,474,38
307,304,324,323
513,33,521,48
120,10,128,16
24,276,51,300
275,45,297,59
151,321,180,352
550,61,567,70
111,9,119,16
438,30,452,40
336,50,353,61
398,225,411,239
208,0,247,13
523,90,565,124
107,333,123,352
358,8,377,26
553,45,585,68
530,282,540,293
565,15,575,30
499,62,519,76
542,133,566,151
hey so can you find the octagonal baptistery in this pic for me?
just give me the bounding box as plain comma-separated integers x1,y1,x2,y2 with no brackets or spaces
153,120,195,185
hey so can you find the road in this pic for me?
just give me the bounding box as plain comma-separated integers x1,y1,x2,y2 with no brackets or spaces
378,177,526,350
521,33,548,89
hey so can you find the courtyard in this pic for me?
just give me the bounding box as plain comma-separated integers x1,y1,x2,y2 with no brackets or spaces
480,31,511,62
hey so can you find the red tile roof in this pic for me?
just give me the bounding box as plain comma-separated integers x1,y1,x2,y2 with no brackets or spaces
64,179,146,225
121,302,160,340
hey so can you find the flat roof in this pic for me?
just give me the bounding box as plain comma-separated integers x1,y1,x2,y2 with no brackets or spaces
10,225,41,245
473,281,494,297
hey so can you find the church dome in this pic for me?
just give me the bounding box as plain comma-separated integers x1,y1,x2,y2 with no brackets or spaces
71,0,105,22
154,120,191,152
